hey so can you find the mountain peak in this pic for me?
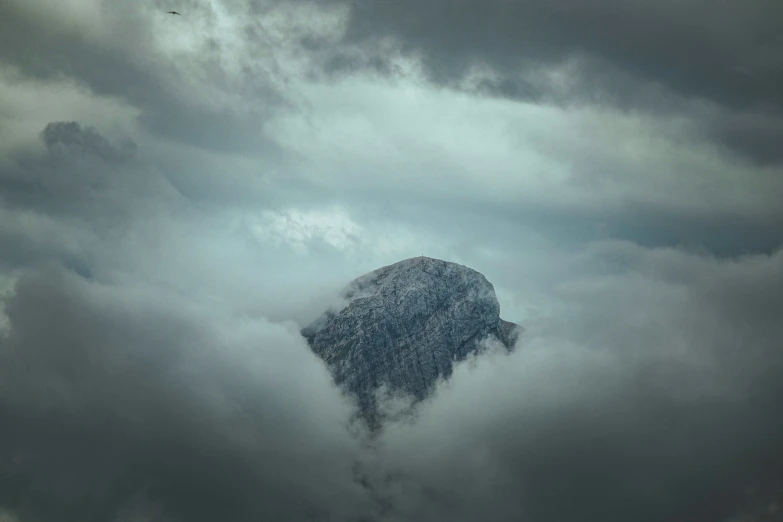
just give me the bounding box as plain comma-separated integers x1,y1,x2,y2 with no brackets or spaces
302,257,521,427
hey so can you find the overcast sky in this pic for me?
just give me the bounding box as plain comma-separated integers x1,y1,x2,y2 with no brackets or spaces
1,0,782,521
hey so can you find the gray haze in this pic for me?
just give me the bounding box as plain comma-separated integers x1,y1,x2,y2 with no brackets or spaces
0,0,781,521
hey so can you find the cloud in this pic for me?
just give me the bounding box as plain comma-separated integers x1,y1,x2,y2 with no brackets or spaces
0,119,188,278
711,111,783,167
0,266,373,522
0,114,782,522
0,0,292,154
1,2,782,520
365,242,783,522
324,0,783,111
246,206,365,254
264,77,783,254
40,121,137,163
308,0,783,165
2,237,781,522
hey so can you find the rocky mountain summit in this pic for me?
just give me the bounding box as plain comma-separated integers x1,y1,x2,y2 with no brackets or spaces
301,256,521,426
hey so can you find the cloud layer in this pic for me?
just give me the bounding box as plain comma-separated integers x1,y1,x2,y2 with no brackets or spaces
1,0,782,520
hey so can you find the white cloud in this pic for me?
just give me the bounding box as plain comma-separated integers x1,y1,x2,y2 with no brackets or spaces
245,206,365,254
262,73,783,226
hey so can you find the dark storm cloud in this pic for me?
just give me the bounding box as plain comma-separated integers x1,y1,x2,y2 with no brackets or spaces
0,267,373,522
311,0,783,163
712,112,783,167
0,0,287,155
323,0,783,109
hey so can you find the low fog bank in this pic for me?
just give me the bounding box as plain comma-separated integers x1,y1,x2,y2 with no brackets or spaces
0,242,780,522
370,243,783,522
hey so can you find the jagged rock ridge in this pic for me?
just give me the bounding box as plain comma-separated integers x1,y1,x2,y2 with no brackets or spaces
301,257,521,425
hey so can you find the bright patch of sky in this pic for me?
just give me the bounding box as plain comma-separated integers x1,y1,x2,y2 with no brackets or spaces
246,206,365,254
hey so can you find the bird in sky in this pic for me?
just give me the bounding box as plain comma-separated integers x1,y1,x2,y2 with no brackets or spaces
167,10,181,15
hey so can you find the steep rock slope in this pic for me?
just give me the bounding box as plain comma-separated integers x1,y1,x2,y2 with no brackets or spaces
301,257,521,425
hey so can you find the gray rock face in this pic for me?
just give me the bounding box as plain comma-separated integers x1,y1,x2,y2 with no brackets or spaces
301,257,521,426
